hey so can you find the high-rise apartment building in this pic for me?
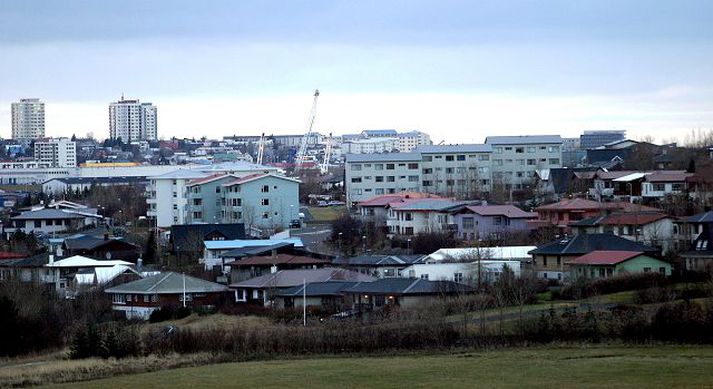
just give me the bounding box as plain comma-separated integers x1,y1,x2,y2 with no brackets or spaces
33,138,77,168
11,98,45,139
109,97,158,142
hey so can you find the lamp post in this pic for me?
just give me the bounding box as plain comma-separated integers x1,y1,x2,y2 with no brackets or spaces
407,238,412,255
338,232,343,257
362,235,367,254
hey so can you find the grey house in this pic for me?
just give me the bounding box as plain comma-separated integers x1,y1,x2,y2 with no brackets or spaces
450,205,536,241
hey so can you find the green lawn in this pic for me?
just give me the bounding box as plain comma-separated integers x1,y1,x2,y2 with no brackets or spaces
306,206,345,222
47,346,713,388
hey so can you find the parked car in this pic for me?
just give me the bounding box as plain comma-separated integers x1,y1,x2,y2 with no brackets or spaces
328,200,346,206
317,200,329,207
289,219,302,228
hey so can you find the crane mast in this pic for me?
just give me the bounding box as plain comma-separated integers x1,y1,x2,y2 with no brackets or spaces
256,132,265,165
320,132,333,174
295,89,320,171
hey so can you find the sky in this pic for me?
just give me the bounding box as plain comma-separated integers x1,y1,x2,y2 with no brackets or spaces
1,0,712,143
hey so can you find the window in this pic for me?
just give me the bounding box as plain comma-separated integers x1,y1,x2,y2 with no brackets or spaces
454,273,464,283
261,198,270,206
215,186,221,193
548,146,560,153
446,167,454,174
193,212,202,219
527,159,536,165
408,163,419,169
643,267,651,273
375,163,384,170
659,267,666,274
387,176,395,182
405,212,413,221
493,216,502,225
445,155,454,161
446,179,455,186
352,164,362,171
494,159,503,166
652,183,665,191
527,146,535,153
261,185,269,193
112,294,125,304
456,155,466,161
179,293,193,302
494,147,503,154
422,180,433,187
386,163,395,170
375,176,384,182
462,217,475,229
408,175,419,182
193,199,202,206
420,274,429,280
422,156,432,162
262,212,269,219
143,295,150,302
404,227,414,235
351,177,362,183
549,158,560,165
422,168,432,174
456,167,466,174
515,147,524,153
478,154,489,161
375,188,384,194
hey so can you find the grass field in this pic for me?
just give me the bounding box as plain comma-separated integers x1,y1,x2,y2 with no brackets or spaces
45,346,713,388
306,205,345,222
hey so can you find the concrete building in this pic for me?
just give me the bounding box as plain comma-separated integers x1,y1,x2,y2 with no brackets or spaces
146,162,282,228
580,130,626,150
11,98,45,140
397,130,432,152
34,138,77,168
109,97,157,142
341,137,399,154
185,173,300,234
485,135,563,189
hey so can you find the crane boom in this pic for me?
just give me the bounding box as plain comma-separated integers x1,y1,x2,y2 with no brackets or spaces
256,132,265,165
295,89,320,171
320,132,333,174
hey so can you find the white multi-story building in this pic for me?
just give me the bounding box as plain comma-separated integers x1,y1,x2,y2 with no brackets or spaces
345,135,562,204
109,97,158,142
11,98,45,140
341,137,399,154
397,130,432,152
34,138,77,168
485,135,563,189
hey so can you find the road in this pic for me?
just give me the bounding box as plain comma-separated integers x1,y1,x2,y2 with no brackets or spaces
290,224,333,254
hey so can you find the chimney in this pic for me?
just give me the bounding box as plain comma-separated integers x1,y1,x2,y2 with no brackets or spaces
48,254,54,265
137,257,143,271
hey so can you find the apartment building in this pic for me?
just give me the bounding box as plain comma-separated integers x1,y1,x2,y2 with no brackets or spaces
109,97,158,142
485,135,563,189
341,137,399,154
146,162,281,227
185,173,299,233
34,138,77,168
397,131,432,152
11,98,45,140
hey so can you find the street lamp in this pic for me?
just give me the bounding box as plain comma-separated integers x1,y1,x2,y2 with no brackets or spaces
407,238,412,255
338,232,343,257
362,235,367,254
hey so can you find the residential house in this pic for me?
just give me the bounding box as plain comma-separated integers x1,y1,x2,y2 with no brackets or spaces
569,212,676,252
169,223,246,256
641,171,694,200
528,233,659,281
385,198,471,236
71,265,143,295
345,278,473,310
423,246,536,264
356,192,444,228
61,234,140,260
105,272,230,320
0,253,52,284
400,261,521,284
450,204,536,241
227,253,331,283
273,281,359,311
529,198,660,234
568,250,672,280
677,211,713,271
202,238,304,271
4,207,102,238
230,268,374,306
45,255,134,297
332,254,426,278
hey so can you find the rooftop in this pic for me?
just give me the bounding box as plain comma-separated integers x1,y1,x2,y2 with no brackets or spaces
227,254,330,267
568,250,646,265
343,278,472,295
413,144,492,153
105,272,229,295
485,135,562,145
458,205,537,219
529,233,659,256
358,193,445,207
230,268,375,288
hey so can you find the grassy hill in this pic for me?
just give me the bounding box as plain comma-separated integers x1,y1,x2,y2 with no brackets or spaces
44,346,713,388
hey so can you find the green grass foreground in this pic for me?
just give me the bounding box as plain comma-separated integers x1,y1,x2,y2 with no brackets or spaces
47,346,713,388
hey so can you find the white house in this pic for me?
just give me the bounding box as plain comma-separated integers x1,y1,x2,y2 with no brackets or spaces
386,198,470,236
641,171,694,199
423,246,536,264
400,261,521,284
202,238,304,271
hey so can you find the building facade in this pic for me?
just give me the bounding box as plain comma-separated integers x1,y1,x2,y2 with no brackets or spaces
109,97,158,142
485,135,563,189
34,138,77,168
580,130,626,150
11,98,45,140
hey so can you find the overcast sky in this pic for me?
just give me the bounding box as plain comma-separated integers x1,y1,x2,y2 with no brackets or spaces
1,0,712,143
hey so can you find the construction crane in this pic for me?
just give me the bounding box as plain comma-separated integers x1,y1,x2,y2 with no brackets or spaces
295,89,320,171
320,132,333,174
256,132,265,165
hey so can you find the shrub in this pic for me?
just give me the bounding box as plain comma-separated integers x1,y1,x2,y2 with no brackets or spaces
554,273,669,300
